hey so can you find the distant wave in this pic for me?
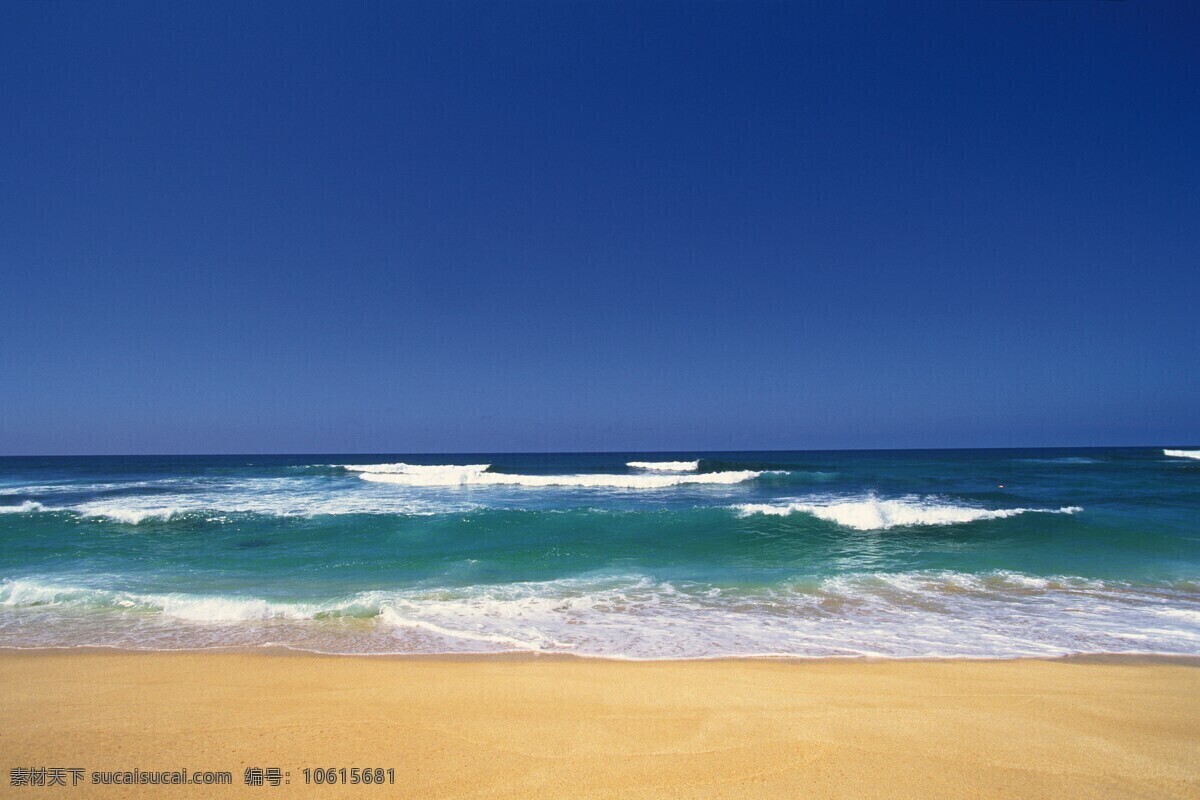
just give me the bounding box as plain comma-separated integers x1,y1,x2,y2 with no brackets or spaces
734,495,1082,530
0,479,185,497
698,458,828,474
347,462,761,489
1164,449,1200,460
626,460,699,472
0,484,74,497
339,462,492,475
1017,457,1101,465
3,571,1197,659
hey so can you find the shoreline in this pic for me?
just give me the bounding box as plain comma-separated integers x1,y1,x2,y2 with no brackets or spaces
3,643,1199,666
3,650,1197,798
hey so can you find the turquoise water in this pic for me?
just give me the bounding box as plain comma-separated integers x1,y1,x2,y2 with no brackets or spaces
1,448,1198,658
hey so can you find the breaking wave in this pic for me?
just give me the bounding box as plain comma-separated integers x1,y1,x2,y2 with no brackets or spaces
0,501,46,514
347,462,760,488
0,578,315,621
1164,449,1200,460
734,495,1082,530
74,505,188,525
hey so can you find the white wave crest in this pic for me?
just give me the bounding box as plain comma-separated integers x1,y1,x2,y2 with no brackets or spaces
626,460,699,472
358,467,760,489
734,495,1082,530
1164,449,1200,460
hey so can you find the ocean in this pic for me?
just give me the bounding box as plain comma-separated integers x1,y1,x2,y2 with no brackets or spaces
1,448,1197,659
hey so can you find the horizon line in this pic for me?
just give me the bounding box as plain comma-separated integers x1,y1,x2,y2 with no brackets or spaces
0,443,1195,459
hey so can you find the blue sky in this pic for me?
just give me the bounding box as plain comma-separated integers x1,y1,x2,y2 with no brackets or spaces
1,1,1197,454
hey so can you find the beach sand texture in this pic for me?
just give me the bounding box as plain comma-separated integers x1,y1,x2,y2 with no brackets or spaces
1,652,1197,798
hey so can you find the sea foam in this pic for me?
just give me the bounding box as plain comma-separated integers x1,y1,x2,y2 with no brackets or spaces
3,572,1197,659
1164,449,1200,460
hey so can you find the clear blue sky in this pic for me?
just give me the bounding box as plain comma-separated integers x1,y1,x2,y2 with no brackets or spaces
2,1,1197,455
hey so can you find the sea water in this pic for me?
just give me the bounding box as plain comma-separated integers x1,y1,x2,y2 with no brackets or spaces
1,448,1197,659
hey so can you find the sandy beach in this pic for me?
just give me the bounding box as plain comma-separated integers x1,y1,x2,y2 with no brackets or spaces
0,652,1196,798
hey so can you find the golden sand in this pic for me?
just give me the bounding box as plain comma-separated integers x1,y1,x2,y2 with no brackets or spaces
1,652,1197,798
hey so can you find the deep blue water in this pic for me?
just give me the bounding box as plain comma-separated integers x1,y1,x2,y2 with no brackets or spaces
1,448,1197,658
